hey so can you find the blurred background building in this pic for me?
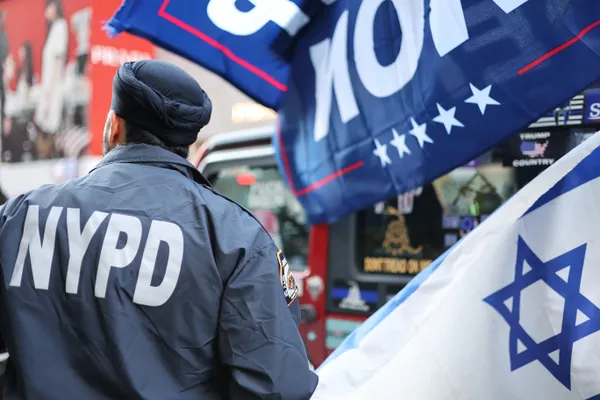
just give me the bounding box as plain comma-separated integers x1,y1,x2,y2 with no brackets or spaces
0,0,276,198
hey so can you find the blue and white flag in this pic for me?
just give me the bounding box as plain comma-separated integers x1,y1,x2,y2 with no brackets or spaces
276,0,600,223
311,132,600,400
105,0,324,109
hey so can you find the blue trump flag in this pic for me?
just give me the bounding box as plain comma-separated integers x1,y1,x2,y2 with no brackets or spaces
311,131,600,399
276,0,600,223
107,0,600,224
105,0,325,109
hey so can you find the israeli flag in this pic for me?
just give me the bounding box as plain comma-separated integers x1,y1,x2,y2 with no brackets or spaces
312,132,600,400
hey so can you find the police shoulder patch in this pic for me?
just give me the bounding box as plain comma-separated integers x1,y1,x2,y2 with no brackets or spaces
277,250,299,306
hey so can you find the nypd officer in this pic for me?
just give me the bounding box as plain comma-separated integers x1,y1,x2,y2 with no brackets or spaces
0,60,318,399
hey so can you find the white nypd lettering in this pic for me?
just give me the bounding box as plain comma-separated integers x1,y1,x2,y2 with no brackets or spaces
206,0,309,36
11,206,184,307
589,103,600,119
11,206,63,290
133,220,184,307
95,213,143,299
66,208,108,294
310,0,530,141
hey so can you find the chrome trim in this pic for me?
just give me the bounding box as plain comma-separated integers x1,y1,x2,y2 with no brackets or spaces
204,124,275,148
198,145,275,174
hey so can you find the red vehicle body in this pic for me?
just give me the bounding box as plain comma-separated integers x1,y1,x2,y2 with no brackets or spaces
192,91,600,367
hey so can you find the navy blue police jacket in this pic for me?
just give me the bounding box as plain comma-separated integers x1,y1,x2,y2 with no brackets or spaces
0,144,318,399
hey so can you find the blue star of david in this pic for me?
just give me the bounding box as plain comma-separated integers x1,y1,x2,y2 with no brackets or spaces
484,236,600,389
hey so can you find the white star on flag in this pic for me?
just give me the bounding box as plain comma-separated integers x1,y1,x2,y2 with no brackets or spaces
465,83,501,115
409,118,433,148
373,139,392,166
390,129,411,158
433,103,464,134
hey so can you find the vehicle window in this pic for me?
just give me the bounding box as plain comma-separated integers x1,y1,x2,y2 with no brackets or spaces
356,154,518,277
210,165,309,272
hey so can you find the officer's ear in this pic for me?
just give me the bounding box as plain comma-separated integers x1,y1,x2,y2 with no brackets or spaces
107,110,126,147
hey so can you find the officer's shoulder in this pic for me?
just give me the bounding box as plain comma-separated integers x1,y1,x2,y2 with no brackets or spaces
0,188,37,216
6,178,82,206
193,184,273,245
2,182,63,208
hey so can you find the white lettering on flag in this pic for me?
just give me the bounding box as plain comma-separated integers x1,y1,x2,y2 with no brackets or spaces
430,0,469,57
310,11,358,142
309,0,532,142
495,0,530,13
354,0,425,97
207,0,309,36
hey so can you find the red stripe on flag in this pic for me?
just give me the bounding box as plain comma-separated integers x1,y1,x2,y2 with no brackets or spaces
158,0,288,92
518,19,600,75
276,123,364,197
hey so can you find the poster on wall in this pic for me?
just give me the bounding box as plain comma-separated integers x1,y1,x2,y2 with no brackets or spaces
357,184,444,276
0,0,154,197
503,130,570,188
0,0,91,164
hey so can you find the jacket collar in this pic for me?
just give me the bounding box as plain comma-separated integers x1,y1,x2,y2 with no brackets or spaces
91,144,211,187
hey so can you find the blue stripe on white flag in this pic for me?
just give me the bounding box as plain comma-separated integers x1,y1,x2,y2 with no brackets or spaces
319,192,518,371
526,140,600,216
319,193,522,371
314,132,600,399
318,249,450,370
319,132,600,373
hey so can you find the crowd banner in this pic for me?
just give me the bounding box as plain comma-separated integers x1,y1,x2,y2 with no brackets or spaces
311,131,600,400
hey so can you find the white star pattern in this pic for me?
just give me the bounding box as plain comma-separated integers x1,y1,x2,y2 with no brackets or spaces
433,103,464,134
371,82,504,166
409,118,433,148
390,129,411,158
373,139,392,166
465,83,500,115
